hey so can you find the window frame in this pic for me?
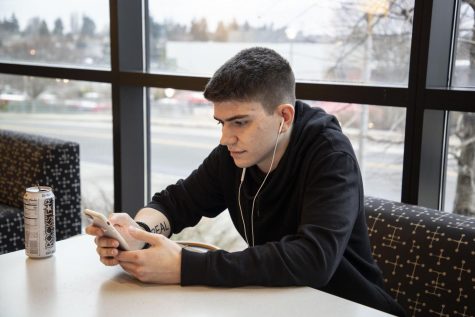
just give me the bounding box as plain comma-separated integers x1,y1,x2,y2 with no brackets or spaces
0,0,474,213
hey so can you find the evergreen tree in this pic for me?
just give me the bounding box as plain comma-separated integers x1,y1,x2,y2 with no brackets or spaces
53,18,64,36
39,21,50,37
81,15,96,37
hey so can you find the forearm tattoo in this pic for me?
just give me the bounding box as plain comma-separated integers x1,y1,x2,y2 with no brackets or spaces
151,221,170,235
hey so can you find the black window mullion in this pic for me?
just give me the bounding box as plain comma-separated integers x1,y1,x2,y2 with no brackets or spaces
0,63,112,82
111,0,149,215
418,0,458,210
424,88,475,110
110,0,121,212
401,0,434,205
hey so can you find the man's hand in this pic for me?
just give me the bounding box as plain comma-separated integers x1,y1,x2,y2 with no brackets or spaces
117,226,182,284
85,212,145,266
85,211,180,283
107,213,147,250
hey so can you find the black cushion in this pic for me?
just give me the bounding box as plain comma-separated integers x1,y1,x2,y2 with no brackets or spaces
0,129,81,254
365,196,475,317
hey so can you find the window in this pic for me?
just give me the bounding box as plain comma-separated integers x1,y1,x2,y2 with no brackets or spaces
150,88,217,193
0,74,113,217
444,111,475,214
0,0,110,68
311,101,406,201
148,0,414,85
2,0,475,226
443,2,475,216
453,2,475,88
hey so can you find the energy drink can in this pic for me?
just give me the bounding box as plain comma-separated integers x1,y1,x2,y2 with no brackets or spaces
23,186,56,258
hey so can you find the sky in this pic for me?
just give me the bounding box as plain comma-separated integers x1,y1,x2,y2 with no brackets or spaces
148,0,338,34
0,0,110,32
0,0,340,36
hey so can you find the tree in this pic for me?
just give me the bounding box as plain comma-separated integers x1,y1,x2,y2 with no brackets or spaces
452,0,475,216
325,1,411,184
328,1,413,84
39,20,50,37
24,17,44,37
453,113,475,216
190,18,209,41
330,0,474,216
213,21,228,42
24,76,50,113
81,15,96,37
53,18,64,36
0,14,20,33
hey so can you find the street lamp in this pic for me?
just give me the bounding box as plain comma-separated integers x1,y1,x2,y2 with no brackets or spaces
285,27,298,65
357,0,389,178
360,0,389,82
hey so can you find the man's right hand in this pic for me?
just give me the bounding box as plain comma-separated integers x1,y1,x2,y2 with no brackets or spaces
85,212,146,266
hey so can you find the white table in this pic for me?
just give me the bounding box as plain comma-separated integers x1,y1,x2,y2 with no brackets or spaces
0,235,393,317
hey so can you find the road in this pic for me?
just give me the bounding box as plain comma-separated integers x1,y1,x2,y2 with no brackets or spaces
0,111,216,173
0,111,458,211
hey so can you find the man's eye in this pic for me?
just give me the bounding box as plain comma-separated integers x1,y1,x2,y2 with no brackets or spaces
234,121,246,126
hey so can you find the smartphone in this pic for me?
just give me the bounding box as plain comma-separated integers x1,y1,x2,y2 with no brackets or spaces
83,209,131,251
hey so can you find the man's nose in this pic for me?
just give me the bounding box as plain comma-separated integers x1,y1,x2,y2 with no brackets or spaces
220,126,237,146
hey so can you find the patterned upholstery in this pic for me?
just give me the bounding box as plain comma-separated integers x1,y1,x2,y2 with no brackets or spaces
0,129,81,254
364,196,475,317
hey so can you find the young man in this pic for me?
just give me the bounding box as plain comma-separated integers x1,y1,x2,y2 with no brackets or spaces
86,47,405,316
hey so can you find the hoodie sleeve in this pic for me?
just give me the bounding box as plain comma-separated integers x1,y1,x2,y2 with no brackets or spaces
181,151,362,288
146,146,228,233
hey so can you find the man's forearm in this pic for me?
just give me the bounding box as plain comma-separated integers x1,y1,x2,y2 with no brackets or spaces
134,207,171,237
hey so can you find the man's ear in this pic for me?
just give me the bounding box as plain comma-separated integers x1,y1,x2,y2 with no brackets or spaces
276,104,295,133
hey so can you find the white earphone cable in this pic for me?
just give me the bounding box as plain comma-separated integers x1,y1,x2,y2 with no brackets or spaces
238,168,249,245
249,129,280,246
238,119,283,246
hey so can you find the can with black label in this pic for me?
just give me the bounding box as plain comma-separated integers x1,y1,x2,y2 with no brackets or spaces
23,186,56,258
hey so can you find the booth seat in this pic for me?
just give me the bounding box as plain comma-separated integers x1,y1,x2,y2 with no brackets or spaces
364,196,475,317
0,129,81,254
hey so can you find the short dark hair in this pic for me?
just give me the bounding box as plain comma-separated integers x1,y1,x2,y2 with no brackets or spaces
203,47,296,113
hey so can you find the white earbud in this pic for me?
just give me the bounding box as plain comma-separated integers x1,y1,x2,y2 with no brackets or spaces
278,118,284,134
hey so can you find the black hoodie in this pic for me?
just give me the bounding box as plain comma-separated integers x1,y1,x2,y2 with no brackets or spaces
147,101,406,316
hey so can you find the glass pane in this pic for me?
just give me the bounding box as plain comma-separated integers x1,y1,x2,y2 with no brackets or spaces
0,74,113,227
0,0,110,68
453,3,475,87
148,0,414,85
447,5,475,217
310,101,406,201
444,111,475,217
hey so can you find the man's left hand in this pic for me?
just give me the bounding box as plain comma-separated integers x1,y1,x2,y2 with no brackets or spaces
117,226,182,284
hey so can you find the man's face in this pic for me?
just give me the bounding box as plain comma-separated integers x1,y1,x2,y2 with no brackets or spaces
213,100,283,172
